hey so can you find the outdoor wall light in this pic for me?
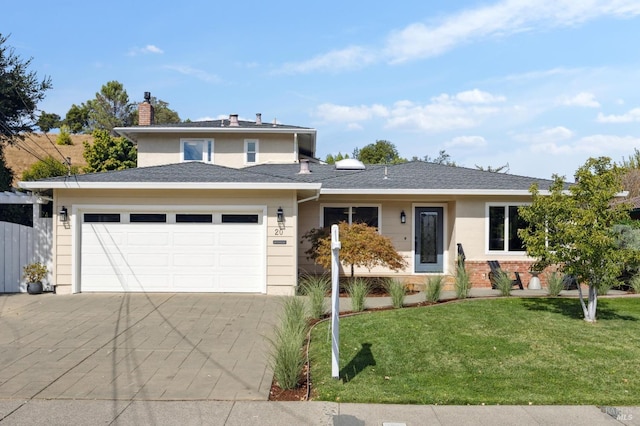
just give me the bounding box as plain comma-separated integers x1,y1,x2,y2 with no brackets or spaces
59,206,68,222
277,207,284,223
400,210,406,224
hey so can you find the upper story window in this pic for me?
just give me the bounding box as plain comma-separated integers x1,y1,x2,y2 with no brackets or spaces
245,139,258,164
321,205,380,228
486,203,528,253
181,139,213,163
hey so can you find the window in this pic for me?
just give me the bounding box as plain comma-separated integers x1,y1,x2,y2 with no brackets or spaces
222,214,259,224
245,139,258,164
84,213,120,223
130,213,166,223
181,139,213,162
487,204,527,252
176,214,213,223
322,206,379,228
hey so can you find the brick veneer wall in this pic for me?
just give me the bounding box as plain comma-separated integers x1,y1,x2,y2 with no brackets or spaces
465,260,553,289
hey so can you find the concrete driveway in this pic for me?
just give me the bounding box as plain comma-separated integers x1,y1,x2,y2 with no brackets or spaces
0,293,283,401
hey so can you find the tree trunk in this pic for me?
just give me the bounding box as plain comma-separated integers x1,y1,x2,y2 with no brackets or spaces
578,284,598,322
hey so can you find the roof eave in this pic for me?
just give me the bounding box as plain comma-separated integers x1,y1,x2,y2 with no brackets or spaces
114,126,317,143
320,188,545,196
18,181,322,191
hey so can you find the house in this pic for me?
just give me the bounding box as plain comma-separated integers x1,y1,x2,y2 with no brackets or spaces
19,95,557,295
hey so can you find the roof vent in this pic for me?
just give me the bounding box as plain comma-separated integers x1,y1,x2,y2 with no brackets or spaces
229,114,239,126
256,113,262,125
335,158,366,170
298,159,311,174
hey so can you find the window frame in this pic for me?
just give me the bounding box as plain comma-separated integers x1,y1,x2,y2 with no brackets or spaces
485,202,529,254
320,204,382,232
244,139,259,164
180,138,214,163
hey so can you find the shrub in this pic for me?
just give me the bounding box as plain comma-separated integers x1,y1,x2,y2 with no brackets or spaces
546,271,564,297
493,271,513,296
347,278,370,312
56,124,73,145
385,279,406,309
299,274,330,319
630,274,640,294
454,263,471,299
268,297,308,390
425,275,444,303
23,262,47,282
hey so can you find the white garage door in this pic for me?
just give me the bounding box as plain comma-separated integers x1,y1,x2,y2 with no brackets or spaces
80,211,265,293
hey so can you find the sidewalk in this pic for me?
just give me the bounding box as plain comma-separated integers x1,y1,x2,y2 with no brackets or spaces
1,400,638,425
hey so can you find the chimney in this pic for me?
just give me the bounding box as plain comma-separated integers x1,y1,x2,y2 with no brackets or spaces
298,159,311,174
138,92,154,126
229,114,239,127
256,113,262,125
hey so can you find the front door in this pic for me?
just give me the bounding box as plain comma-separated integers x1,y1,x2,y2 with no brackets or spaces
415,207,444,273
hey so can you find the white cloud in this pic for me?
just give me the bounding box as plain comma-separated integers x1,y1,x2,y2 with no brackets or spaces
515,126,574,144
281,0,640,73
315,89,506,132
530,134,640,156
558,92,600,108
597,108,640,123
445,135,488,148
163,65,221,83
128,44,164,56
276,46,377,74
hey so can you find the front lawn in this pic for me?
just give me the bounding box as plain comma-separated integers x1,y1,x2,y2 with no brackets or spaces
309,297,640,405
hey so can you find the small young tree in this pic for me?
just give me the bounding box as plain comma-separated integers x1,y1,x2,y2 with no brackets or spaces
302,221,407,277
519,157,635,322
56,124,73,145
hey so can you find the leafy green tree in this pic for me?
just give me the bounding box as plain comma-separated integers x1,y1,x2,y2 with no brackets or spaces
356,140,406,164
83,129,136,172
22,156,79,181
423,150,456,166
132,96,180,125
86,81,134,133
56,124,72,145
0,33,52,187
519,157,635,322
325,152,350,164
36,111,61,133
64,103,90,134
475,163,509,173
0,150,13,190
302,222,407,278
0,33,52,145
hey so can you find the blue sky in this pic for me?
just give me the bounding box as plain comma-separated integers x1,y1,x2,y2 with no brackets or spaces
5,0,640,180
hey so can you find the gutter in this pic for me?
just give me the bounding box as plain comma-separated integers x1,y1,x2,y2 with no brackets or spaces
297,189,321,204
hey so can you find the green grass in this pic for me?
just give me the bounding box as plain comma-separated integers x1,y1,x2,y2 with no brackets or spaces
309,297,640,405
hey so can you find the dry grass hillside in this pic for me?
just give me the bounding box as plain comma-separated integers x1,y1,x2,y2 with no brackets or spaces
4,133,92,185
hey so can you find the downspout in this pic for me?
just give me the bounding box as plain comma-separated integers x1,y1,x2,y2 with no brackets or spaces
297,189,320,204
294,133,298,163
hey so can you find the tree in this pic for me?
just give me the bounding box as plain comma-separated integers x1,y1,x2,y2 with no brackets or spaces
424,150,456,166
64,103,90,134
302,222,407,277
132,96,180,125
83,129,137,172
475,163,509,173
0,149,13,190
22,156,79,181
356,140,406,164
0,33,52,145
518,157,634,322
324,152,349,164
86,81,134,133
56,124,72,145
36,111,61,133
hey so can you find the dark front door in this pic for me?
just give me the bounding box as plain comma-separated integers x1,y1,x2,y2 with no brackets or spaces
415,207,444,273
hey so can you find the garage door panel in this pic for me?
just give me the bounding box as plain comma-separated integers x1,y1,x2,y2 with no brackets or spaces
81,213,264,293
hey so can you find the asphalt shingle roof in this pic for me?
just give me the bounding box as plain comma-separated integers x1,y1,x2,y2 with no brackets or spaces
28,160,556,191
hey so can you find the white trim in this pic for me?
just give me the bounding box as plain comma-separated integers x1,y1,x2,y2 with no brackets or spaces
72,204,268,294
244,139,259,165
20,181,322,190
484,202,530,255
180,138,214,163
411,203,448,275
319,203,382,233
321,189,549,196
115,126,316,135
